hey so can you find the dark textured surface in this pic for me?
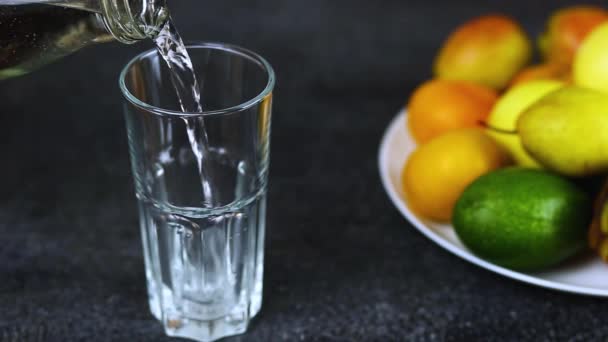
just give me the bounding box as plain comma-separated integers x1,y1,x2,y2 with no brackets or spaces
1,1,607,341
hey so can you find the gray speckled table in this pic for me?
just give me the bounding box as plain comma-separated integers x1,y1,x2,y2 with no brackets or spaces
1,0,607,341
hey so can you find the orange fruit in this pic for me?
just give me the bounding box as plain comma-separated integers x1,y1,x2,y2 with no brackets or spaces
407,79,498,144
401,128,511,222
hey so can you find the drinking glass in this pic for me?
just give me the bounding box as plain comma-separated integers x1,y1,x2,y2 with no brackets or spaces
119,42,274,342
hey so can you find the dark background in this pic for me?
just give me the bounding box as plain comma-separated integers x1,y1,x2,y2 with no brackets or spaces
1,0,607,341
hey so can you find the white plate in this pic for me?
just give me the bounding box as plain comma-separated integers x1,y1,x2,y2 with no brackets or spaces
379,110,608,297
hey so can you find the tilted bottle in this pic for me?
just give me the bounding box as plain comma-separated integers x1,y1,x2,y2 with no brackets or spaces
0,0,168,79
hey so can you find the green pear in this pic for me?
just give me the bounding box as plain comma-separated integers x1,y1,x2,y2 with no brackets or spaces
518,86,608,177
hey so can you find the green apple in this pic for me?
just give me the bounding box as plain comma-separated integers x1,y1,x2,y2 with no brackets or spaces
486,80,564,167
574,22,608,93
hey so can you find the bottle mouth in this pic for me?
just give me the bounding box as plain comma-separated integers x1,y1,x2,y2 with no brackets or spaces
99,0,169,43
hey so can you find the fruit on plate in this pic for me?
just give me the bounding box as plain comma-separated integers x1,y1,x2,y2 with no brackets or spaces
407,79,497,144
398,8,608,267
588,178,608,262
434,14,532,89
402,128,510,222
509,63,570,86
486,80,564,167
539,6,608,66
573,22,608,93
453,168,591,270
518,86,608,177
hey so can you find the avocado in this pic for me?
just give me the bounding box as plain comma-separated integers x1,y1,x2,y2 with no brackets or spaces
453,167,591,270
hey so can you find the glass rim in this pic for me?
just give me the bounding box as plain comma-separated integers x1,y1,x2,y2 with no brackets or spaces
118,41,275,117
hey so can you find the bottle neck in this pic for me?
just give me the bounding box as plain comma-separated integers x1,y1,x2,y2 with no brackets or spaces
98,0,168,43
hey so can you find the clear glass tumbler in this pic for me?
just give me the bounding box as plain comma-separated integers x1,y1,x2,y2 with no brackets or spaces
119,42,274,342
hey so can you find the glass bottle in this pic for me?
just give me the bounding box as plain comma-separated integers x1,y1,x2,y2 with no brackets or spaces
0,0,168,79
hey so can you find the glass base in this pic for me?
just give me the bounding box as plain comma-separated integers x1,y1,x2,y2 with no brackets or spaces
141,192,266,342
147,288,262,341
162,307,249,342
138,191,266,342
